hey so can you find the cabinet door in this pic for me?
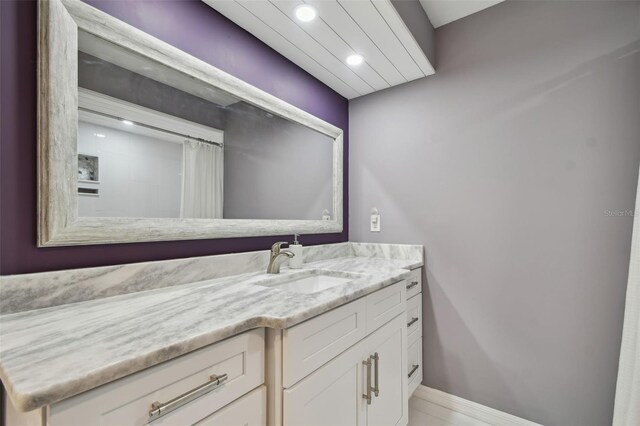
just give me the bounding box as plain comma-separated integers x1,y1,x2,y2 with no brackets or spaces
284,341,366,426
364,314,408,426
284,311,408,426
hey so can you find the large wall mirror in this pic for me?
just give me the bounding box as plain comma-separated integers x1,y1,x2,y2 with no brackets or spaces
38,0,343,246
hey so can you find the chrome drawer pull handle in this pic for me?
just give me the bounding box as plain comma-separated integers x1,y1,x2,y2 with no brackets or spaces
406,281,419,290
408,364,419,379
149,373,228,420
362,358,372,405
407,317,419,327
372,353,380,397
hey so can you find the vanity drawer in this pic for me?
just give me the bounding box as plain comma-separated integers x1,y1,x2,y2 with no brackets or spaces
406,268,422,300
49,329,265,426
195,385,266,425
366,280,406,334
406,293,422,346
283,297,367,388
407,338,422,396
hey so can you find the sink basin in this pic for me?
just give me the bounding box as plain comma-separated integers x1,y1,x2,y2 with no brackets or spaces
256,271,359,294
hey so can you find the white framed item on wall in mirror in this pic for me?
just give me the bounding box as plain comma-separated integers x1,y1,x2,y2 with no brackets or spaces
77,153,100,198
37,0,343,246
77,153,99,183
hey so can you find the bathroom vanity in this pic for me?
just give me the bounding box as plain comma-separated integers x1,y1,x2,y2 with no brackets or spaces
0,3,427,425
1,243,423,426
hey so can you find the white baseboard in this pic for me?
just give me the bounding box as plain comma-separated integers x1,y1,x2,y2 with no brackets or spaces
410,385,542,426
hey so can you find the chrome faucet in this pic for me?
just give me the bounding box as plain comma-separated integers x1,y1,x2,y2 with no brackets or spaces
267,241,294,274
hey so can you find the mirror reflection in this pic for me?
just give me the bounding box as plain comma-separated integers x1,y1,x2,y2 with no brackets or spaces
76,31,334,221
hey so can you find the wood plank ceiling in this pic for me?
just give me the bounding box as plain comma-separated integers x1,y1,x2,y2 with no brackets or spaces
203,0,435,99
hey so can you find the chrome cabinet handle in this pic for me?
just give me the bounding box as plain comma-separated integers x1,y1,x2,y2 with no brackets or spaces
406,281,419,290
372,353,380,397
362,358,372,405
407,317,419,327
149,373,228,420
408,364,419,379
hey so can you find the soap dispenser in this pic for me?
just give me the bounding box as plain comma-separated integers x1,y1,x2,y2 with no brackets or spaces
289,233,303,269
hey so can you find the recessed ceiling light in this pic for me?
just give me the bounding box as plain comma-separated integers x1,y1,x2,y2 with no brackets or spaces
94,133,106,138
346,54,364,66
295,4,317,22
121,119,134,126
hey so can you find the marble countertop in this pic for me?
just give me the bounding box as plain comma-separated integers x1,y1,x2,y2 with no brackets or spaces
0,255,421,412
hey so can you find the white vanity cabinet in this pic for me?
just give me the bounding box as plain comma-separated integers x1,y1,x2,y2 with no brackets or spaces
4,268,424,426
270,280,409,426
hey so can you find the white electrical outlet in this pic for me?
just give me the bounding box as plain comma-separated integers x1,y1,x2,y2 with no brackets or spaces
370,208,381,232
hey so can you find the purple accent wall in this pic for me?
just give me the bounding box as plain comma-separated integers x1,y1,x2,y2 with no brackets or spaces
0,0,348,275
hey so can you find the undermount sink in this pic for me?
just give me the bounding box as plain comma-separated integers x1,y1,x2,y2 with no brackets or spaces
256,271,360,294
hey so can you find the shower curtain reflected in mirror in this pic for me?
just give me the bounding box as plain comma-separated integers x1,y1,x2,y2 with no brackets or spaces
181,140,224,219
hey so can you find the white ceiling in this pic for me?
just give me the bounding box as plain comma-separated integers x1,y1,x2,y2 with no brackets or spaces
419,0,505,28
203,0,435,99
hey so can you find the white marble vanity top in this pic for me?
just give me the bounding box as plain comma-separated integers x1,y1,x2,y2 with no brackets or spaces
0,243,423,412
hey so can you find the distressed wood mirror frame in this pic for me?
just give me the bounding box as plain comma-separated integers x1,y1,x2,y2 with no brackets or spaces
38,0,344,247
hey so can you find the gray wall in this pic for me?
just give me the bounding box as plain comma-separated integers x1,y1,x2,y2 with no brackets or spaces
349,1,640,425
223,102,334,220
